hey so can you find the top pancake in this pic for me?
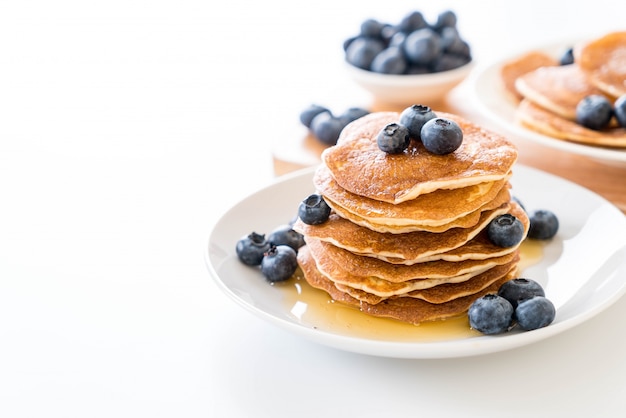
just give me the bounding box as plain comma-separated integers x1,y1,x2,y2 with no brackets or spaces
515,64,611,120
500,50,559,101
322,112,518,204
576,31,626,97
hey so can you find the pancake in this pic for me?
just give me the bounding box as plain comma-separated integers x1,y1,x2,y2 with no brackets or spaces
514,64,612,120
516,99,626,148
499,50,559,101
575,31,626,97
293,202,527,264
297,245,517,324
322,112,518,204
314,163,512,229
306,237,518,297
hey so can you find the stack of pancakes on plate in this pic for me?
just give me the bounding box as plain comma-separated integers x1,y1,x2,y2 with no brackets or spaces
293,111,528,325
500,31,626,148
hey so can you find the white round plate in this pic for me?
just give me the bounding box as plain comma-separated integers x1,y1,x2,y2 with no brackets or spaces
471,40,626,165
205,165,626,359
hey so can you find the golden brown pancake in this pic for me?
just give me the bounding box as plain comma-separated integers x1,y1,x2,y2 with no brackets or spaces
293,202,527,264
314,163,511,230
500,50,559,101
576,31,626,97
297,245,517,324
306,237,519,297
322,112,518,204
517,99,626,148
515,64,612,120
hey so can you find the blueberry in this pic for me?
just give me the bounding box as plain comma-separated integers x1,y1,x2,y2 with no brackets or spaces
434,10,457,31
388,31,407,48
236,232,271,266
403,28,442,66
576,95,613,130
260,245,298,283
468,294,514,335
487,214,525,248
515,296,556,331
398,11,427,33
399,104,437,139
371,47,408,74
614,94,626,128
377,122,410,154
528,209,559,240
498,278,545,310
420,117,463,154
267,224,305,252
560,47,574,65
299,104,330,128
298,194,331,225
345,37,385,70
338,107,370,125
310,112,347,146
431,53,469,72
359,18,385,38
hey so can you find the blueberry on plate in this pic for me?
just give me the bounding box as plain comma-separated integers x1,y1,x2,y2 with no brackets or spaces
338,107,370,125
420,117,463,155
487,214,525,248
299,104,331,128
236,232,271,266
260,245,298,283
345,37,385,70
498,278,545,310
267,224,305,252
468,294,514,335
527,209,559,240
560,47,574,65
310,112,347,146
298,194,331,225
399,104,437,139
614,94,626,128
402,28,442,66
515,296,556,331
576,95,613,130
377,122,411,154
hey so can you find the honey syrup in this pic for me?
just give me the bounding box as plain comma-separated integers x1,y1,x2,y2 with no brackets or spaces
281,239,545,342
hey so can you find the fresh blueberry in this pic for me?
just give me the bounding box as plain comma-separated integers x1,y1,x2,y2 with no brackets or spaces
498,278,545,310
338,107,370,125
420,117,463,154
360,18,385,38
576,95,613,130
468,294,514,335
345,37,385,70
431,53,469,72
388,31,407,48
267,224,305,252
614,94,626,128
398,11,427,33
399,104,437,139
310,112,347,146
377,122,411,154
406,65,430,75
236,232,271,266
260,245,298,283
371,47,408,74
528,209,559,240
299,104,331,129
434,10,457,31
560,47,574,65
402,28,442,66
298,194,331,225
487,214,525,248
515,296,556,331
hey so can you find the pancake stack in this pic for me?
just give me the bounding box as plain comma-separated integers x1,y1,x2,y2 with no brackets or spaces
293,111,528,325
500,31,626,148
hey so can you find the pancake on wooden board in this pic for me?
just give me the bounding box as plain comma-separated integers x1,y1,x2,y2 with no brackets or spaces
575,31,626,97
322,112,517,204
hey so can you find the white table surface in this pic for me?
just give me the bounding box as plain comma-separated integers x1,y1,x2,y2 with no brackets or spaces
1,1,626,417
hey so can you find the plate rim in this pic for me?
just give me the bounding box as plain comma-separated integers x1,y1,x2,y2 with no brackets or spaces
205,164,626,359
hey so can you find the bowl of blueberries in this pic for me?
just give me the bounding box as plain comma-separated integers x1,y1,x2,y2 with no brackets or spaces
344,10,473,105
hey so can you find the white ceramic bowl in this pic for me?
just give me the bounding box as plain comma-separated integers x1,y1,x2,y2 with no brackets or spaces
345,60,474,105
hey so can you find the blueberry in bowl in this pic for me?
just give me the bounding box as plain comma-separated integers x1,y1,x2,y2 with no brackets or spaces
344,10,473,104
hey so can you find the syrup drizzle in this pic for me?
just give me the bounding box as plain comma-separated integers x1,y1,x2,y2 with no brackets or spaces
281,240,545,342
